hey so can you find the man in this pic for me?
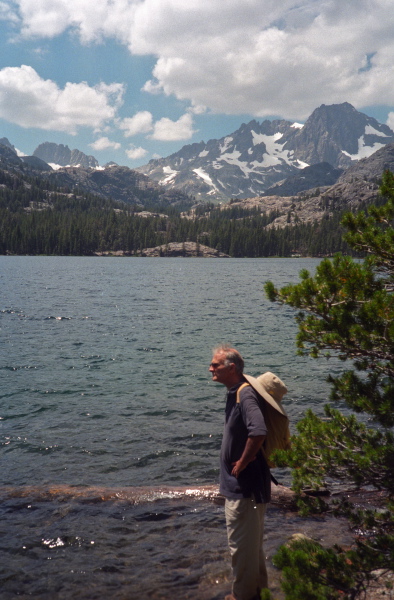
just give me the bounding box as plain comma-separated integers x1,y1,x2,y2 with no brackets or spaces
209,345,271,600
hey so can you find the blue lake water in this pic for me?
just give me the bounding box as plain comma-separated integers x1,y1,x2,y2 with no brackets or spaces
0,256,349,599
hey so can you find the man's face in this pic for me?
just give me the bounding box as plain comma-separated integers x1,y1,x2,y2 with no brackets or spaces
209,352,233,386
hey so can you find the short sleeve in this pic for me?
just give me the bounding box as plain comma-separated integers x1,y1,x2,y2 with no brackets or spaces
239,386,267,437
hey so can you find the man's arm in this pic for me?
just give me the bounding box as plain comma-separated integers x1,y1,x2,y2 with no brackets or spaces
231,435,265,478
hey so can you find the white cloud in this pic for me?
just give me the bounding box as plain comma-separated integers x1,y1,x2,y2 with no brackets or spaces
0,1,19,22
119,111,153,137
0,65,124,134
118,109,195,142
90,136,121,151
131,0,394,119
12,0,136,43
6,0,394,120
126,145,148,160
387,113,394,131
150,113,195,141
189,104,207,115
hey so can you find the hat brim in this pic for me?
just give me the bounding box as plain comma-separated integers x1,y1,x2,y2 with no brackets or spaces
243,374,287,416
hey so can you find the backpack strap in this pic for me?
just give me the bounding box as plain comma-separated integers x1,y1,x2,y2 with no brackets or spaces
236,382,250,403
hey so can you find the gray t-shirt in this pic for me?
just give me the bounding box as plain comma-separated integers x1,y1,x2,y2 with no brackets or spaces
219,381,271,503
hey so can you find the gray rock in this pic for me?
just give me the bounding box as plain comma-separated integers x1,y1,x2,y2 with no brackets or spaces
33,142,99,169
263,162,343,197
0,138,17,153
21,156,53,171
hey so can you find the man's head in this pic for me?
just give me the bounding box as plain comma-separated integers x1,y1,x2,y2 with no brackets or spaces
209,345,244,389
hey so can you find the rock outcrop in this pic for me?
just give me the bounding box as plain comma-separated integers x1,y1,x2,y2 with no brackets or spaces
140,241,229,257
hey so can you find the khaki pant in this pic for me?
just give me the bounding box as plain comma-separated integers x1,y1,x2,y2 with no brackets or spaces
225,497,268,600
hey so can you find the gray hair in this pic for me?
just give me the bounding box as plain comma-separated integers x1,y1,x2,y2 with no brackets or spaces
212,345,244,374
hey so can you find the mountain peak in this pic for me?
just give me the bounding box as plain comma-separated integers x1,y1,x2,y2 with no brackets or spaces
137,103,394,202
0,137,17,154
283,102,394,168
33,142,99,169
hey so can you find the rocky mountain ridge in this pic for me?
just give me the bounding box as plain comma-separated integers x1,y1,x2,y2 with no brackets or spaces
262,162,343,197
6,102,393,206
137,103,394,201
0,143,194,210
33,142,99,169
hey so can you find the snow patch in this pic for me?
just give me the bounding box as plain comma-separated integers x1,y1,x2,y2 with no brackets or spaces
251,131,283,146
364,124,388,137
193,168,218,191
250,131,302,168
49,163,66,170
160,165,179,185
214,130,309,172
199,149,209,157
341,136,385,160
294,159,309,169
291,122,304,129
218,150,252,177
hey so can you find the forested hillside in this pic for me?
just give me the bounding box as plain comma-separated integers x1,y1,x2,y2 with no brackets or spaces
0,161,357,257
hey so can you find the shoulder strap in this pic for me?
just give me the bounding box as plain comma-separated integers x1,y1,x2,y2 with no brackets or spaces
236,382,250,403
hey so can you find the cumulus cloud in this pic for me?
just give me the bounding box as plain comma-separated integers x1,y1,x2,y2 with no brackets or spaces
126,145,148,160
118,110,195,141
90,136,121,151
0,65,124,133
119,111,153,137
6,0,394,119
12,0,136,43
132,0,394,119
150,113,195,141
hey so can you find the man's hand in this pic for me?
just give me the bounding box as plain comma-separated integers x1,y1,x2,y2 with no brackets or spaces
231,460,246,478
230,435,265,478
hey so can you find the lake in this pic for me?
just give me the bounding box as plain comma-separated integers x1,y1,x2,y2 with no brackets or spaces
0,256,350,599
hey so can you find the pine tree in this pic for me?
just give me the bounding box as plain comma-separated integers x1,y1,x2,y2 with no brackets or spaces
264,170,394,599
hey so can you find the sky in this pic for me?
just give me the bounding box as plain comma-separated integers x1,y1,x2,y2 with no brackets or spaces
1,0,394,168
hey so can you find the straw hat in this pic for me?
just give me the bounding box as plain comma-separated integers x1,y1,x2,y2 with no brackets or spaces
242,371,288,416
258,371,288,402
